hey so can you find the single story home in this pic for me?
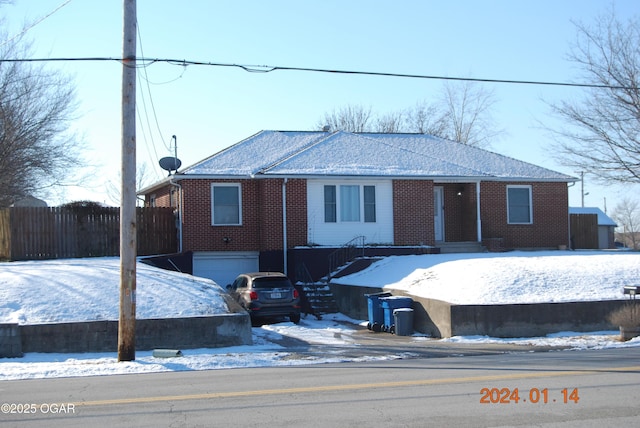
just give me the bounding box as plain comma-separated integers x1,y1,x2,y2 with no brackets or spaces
139,130,577,286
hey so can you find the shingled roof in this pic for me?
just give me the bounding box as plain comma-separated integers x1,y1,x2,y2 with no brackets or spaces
177,130,575,182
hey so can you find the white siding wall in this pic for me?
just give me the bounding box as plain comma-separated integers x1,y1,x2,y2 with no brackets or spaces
307,179,394,246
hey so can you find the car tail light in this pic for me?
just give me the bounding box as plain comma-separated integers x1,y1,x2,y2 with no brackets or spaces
249,291,258,300
293,288,299,299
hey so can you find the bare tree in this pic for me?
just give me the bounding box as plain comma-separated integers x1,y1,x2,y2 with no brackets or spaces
549,9,640,184
0,26,81,206
316,82,501,147
404,100,448,135
612,198,640,249
105,162,155,207
436,81,501,147
375,110,406,133
317,105,374,133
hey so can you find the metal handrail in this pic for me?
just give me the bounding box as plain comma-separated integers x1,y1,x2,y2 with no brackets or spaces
327,236,365,279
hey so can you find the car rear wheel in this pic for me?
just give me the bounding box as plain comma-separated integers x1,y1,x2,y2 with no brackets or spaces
289,313,301,324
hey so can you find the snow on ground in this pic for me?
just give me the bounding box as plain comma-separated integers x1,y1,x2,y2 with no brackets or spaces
1,315,638,381
0,258,229,325
1,252,639,380
336,250,640,304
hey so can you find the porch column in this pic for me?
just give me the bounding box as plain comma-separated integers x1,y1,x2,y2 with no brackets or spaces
476,181,482,242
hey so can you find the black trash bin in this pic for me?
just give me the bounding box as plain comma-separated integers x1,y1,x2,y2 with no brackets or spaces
393,308,414,336
380,296,413,333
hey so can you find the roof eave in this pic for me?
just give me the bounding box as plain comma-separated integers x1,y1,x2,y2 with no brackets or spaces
259,173,578,183
138,172,577,195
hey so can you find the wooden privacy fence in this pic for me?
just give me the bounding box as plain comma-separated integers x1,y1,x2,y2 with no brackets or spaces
570,213,598,250
0,207,177,260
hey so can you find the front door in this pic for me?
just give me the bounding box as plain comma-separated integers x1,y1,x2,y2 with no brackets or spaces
434,186,444,242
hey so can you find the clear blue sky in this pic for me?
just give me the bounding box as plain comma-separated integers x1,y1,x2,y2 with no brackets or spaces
3,0,639,212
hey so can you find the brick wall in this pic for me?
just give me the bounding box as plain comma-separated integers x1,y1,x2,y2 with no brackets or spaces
480,181,569,248
150,178,308,252
148,178,569,252
283,179,308,248
393,180,435,246
146,185,173,208
178,179,260,251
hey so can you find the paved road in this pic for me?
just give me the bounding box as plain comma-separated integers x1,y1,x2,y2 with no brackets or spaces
1,347,638,427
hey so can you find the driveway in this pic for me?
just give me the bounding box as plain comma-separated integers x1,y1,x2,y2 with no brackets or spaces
253,315,558,362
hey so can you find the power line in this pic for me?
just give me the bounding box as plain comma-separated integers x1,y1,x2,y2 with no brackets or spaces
0,56,637,90
135,23,168,181
0,0,73,48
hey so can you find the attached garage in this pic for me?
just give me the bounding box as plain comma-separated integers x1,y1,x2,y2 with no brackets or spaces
192,251,259,287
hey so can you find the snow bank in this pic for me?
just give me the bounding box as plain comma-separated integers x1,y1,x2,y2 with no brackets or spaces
335,251,640,304
0,258,229,324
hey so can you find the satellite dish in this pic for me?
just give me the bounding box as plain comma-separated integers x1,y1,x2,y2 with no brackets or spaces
159,156,182,175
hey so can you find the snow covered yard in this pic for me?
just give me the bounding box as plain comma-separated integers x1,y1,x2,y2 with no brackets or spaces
0,258,230,325
336,250,640,304
1,251,639,380
2,250,638,327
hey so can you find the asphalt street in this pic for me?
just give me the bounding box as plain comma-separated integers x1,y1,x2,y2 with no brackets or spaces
2,319,637,427
2,347,638,427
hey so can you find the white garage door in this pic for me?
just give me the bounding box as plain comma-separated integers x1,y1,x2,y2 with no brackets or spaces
192,252,259,287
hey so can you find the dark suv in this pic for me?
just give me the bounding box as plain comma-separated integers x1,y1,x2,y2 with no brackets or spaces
227,272,301,324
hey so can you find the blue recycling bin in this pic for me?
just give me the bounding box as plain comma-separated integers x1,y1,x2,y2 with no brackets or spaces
380,296,413,332
365,292,392,332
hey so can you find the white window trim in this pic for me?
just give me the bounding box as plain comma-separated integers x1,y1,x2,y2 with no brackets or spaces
506,185,533,224
211,183,242,226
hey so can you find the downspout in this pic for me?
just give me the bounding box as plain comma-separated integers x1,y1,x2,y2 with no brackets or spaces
169,178,183,253
567,181,575,248
282,178,288,275
476,180,482,243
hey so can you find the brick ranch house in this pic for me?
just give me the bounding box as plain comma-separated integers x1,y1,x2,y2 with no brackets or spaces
139,130,577,286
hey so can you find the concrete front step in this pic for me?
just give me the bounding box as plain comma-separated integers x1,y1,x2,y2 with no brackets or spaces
437,242,486,254
303,284,339,315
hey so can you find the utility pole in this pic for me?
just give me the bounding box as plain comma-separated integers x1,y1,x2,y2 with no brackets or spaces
118,0,137,362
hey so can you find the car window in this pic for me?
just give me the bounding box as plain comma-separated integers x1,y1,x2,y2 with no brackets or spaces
252,277,291,289
232,277,247,289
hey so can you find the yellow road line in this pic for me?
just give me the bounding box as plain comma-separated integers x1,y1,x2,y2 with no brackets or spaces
75,365,640,407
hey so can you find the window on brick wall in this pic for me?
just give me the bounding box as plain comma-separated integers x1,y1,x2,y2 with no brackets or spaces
211,183,241,225
507,185,532,224
323,184,376,223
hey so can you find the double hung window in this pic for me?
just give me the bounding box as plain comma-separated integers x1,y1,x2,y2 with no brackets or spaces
507,185,532,224
212,184,241,225
324,184,376,223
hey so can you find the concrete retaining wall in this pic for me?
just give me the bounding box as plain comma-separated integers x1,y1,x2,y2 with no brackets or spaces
329,283,627,338
329,283,387,321
448,300,626,338
1,313,252,357
0,324,22,357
